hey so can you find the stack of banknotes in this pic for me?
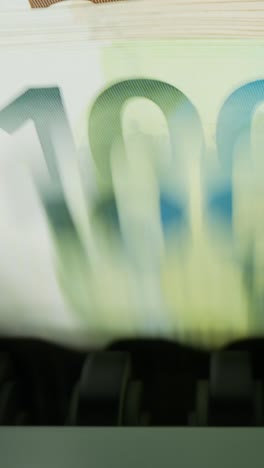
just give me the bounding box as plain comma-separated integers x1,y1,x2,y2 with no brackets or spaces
0,0,264,349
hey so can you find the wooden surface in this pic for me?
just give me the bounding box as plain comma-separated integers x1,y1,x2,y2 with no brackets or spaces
15,0,264,40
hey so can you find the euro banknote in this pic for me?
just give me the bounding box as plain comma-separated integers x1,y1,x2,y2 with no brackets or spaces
1,4,264,349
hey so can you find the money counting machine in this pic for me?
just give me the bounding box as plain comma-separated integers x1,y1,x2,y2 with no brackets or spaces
0,338,264,468
0,335,264,428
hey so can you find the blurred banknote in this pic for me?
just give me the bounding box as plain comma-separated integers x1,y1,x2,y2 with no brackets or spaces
0,4,264,349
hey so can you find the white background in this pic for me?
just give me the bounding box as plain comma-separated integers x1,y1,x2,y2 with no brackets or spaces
0,0,30,9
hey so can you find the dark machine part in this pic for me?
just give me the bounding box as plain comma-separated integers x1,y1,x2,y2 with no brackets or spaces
192,351,263,426
0,337,264,426
68,351,145,426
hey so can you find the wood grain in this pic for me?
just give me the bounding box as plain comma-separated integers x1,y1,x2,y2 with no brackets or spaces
3,0,264,40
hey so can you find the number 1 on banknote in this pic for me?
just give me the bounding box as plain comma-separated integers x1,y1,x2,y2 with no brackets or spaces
0,87,84,236
0,87,73,185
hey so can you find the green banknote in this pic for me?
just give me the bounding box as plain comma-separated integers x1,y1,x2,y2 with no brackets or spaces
1,12,264,348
